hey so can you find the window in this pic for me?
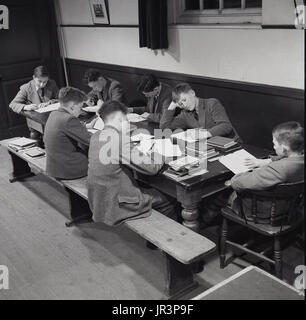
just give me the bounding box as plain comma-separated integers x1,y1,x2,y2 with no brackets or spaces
171,0,262,25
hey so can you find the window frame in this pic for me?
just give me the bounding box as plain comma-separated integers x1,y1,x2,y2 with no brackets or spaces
170,0,262,25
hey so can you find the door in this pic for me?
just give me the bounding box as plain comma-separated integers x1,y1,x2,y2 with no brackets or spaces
0,0,64,139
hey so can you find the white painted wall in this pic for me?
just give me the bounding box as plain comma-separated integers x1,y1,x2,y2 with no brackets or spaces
56,0,305,89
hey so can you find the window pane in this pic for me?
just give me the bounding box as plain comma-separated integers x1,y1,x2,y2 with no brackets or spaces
223,0,241,9
245,0,262,8
185,0,200,10
203,0,219,9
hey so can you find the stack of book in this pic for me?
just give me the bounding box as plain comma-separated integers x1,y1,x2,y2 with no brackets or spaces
8,137,37,152
168,155,199,171
207,136,240,152
186,142,219,159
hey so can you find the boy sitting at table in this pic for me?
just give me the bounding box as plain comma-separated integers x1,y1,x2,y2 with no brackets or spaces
224,121,304,222
44,87,91,180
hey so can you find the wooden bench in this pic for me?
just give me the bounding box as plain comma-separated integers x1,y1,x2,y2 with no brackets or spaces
0,137,216,299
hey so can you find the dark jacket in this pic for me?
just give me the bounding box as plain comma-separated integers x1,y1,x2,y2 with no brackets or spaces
160,98,238,139
9,79,59,114
231,155,304,191
44,108,91,180
87,125,164,226
136,82,173,124
230,155,304,223
88,77,126,104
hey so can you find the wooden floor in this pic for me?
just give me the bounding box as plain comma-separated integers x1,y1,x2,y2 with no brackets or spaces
0,148,303,300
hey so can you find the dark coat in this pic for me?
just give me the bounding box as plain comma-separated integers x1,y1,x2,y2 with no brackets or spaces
160,98,238,139
136,82,173,124
44,108,91,180
9,79,59,114
88,77,126,104
87,125,164,226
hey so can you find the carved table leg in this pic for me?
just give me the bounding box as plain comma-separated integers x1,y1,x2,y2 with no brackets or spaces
176,186,202,233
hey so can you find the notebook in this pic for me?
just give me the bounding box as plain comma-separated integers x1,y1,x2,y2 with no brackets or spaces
25,148,45,158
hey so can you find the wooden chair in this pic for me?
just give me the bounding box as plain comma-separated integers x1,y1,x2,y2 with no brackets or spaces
219,181,304,279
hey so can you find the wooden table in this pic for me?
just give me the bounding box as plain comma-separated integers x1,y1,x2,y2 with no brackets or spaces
193,266,304,300
9,110,271,233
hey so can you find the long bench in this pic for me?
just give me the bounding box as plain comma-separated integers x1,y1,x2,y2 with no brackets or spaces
0,137,216,299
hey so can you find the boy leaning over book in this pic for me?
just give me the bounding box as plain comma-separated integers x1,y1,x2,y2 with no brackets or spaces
224,121,304,221
201,121,304,225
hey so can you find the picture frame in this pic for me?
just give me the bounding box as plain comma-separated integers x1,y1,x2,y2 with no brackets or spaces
89,0,109,25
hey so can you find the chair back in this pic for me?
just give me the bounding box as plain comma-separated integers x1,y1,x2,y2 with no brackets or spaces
236,181,304,227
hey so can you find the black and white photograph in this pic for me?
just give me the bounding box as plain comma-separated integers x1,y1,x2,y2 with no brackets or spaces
0,0,305,305
89,0,109,24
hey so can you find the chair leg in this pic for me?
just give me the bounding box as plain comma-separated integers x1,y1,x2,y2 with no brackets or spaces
273,235,283,279
220,217,228,269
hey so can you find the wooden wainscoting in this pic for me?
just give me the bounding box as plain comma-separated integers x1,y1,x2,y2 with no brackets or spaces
65,58,304,150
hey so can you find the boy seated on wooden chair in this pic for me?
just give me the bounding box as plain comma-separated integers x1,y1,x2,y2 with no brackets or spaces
225,121,304,221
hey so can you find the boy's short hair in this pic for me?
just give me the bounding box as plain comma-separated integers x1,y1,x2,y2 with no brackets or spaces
98,100,128,122
172,83,193,102
59,87,87,105
33,66,49,78
137,74,160,93
273,121,304,153
83,68,102,84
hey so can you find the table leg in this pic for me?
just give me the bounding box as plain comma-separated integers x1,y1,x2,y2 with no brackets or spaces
176,186,202,233
8,151,35,183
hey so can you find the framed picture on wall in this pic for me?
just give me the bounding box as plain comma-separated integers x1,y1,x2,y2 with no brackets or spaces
89,0,109,24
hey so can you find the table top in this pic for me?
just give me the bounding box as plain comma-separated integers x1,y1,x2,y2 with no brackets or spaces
18,109,271,191
193,266,304,300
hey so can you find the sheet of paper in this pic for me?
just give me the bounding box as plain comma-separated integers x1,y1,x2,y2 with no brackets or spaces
88,129,98,134
93,117,104,130
82,106,100,113
131,133,154,142
35,102,60,113
136,139,155,154
219,149,256,174
127,113,146,123
153,139,182,157
171,129,207,143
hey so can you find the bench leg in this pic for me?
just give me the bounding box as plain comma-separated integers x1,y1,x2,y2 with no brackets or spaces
65,188,93,227
164,254,198,300
8,151,35,183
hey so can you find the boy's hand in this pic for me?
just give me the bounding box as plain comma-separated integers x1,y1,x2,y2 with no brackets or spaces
168,101,178,111
244,158,271,169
